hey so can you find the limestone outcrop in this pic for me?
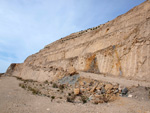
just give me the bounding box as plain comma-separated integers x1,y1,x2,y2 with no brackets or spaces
6,1,150,82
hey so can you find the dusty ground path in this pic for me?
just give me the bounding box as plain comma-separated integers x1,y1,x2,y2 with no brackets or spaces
79,72,150,87
0,76,150,113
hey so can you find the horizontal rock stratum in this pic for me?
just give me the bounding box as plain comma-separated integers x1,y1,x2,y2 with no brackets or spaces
6,1,150,82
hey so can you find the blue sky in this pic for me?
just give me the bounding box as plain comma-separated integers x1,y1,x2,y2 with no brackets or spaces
0,0,145,73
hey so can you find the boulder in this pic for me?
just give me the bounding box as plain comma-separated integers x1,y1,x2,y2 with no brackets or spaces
74,88,80,95
67,66,76,75
90,83,99,93
105,84,113,91
121,87,128,96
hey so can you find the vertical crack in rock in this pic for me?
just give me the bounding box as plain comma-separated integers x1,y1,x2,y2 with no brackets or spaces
5,1,150,82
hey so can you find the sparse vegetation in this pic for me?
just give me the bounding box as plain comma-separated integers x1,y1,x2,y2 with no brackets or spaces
19,83,26,89
44,80,49,84
50,81,53,84
80,95,88,104
59,84,65,90
51,96,55,100
68,93,71,96
93,101,99,105
27,86,41,95
67,95,76,103
16,77,23,81
19,83,41,95
52,83,58,88
16,76,36,83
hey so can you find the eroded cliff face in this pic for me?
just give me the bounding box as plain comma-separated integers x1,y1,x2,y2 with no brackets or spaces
6,1,150,82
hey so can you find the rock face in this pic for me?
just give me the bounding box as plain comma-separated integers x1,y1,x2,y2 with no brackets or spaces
6,1,150,82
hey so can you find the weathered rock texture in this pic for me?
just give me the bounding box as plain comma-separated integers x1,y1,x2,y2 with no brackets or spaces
6,1,150,82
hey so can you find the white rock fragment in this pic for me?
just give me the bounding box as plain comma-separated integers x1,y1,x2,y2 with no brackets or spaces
46,108,50,111
128,94,132,98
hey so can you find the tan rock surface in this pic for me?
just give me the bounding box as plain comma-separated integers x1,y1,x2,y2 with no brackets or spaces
5,1,150,82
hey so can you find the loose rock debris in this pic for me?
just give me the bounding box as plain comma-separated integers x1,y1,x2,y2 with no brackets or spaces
17,75,150,105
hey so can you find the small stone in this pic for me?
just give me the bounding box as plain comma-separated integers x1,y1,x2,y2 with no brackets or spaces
86,88,90,91
103,96,109,103
119,85,124,91
101,87,106,94
113,84,119,89
113,89,119,94
96,86,101,90
105,84,113,91
106,89,111,94
97,89,101,95
109,94,117,101
91,97,104,104
90,83,98,93
74,88,80,95
96,83,103,90
98,100,104,103
80,88,85,92
79,81,84,86
95,94,102,98
88,95,93,101
46,108,50,111
105,94,110,98
128,94,132,98
121,87,128,96
89,82,94,86
92,100,99,104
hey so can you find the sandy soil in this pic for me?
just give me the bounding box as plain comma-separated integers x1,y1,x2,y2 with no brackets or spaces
0,76,150,113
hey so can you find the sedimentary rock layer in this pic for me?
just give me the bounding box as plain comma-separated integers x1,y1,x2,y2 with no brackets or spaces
6,1,150,82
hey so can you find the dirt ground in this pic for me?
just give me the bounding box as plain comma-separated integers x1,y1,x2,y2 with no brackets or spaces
0,76,150,113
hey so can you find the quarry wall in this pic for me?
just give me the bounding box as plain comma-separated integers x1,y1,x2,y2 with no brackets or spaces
6,1,150,82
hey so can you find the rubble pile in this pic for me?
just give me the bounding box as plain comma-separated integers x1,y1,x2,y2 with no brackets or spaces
18,75,129,104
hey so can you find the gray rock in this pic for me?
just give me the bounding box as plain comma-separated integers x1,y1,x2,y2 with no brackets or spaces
58,74,80,85
101,87,106,94
121,87,128,96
